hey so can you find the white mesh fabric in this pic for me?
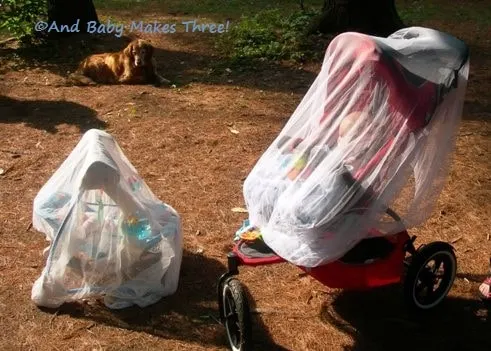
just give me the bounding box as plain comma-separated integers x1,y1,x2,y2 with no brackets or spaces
243,27,469,267
32,129,182,309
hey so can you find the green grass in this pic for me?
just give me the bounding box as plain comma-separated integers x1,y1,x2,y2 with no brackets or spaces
92,0,491,29
397,0,491,28
0,28,11,39
88,0,491,65
93,0,325,18
2,0,489,40
216,9,321,62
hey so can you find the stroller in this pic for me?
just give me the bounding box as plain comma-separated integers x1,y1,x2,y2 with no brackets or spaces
31,129,182,310
217,27,469,350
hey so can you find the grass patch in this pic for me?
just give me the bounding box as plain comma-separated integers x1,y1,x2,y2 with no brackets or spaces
216,9,321,63
397,0,491,28
93,0,151,11
0,0,46,40
93,0,325,18
397,0,440,24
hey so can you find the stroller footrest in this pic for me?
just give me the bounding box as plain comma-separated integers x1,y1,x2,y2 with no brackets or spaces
232,240,285,266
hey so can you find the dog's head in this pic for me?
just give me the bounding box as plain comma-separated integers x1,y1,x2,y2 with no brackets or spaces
124,39,154,67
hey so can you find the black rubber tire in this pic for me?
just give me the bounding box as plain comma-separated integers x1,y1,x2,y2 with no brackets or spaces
404,241,457,310
221,278,252,351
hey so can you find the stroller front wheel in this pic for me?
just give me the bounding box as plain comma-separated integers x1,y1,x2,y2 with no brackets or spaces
404,241,457,310
221,278,252,351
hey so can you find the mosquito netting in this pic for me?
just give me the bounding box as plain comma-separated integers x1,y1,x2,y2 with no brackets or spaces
243,27,469,268
31,129,182,309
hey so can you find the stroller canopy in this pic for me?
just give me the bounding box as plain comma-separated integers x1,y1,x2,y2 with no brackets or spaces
243,27,469,267
32,129,182,309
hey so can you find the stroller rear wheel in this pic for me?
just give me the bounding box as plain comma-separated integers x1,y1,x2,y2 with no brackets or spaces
404,241,457,310
221,278,252,351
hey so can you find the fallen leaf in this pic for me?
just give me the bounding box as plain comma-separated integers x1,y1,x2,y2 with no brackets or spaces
231,207,248,213
451,236,462,244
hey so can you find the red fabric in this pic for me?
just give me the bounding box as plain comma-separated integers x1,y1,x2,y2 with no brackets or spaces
232,231,409,290
298,231,409,290
375,56,438,132
320,35,438,133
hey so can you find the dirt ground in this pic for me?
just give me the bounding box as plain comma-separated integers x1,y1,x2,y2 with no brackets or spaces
0,1,490,350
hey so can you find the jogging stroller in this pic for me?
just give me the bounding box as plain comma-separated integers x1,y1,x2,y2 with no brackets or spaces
217,27,469,350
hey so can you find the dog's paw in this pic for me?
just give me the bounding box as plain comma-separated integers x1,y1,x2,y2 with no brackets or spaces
66,73,97,86
119,74,132,84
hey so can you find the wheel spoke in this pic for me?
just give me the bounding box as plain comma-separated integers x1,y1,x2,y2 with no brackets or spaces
420,268,435,287
415,281,427,297
226,295,235,313
418,255,450,303
424,275,435,291
432,257,443,274
406,245,456,309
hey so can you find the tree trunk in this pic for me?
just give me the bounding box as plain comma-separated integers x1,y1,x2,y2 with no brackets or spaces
47,0,99,36
313,0,404,37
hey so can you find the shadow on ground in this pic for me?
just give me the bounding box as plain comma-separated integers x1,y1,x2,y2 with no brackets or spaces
463,100,491,123
38,250,286,350
241,284,292,351
0,95,105,133
0,33,317,94
321,283,490,351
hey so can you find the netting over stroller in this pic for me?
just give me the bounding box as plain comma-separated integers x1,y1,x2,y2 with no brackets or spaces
243,27,469,268
32,129,182,309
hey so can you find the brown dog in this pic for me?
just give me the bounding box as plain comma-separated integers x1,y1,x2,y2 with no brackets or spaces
69,39,170,86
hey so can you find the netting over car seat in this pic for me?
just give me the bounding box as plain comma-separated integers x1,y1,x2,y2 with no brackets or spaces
243,27,469,267
32,129,182,309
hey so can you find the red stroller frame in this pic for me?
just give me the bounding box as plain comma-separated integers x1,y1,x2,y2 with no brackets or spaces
216,35,465,351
